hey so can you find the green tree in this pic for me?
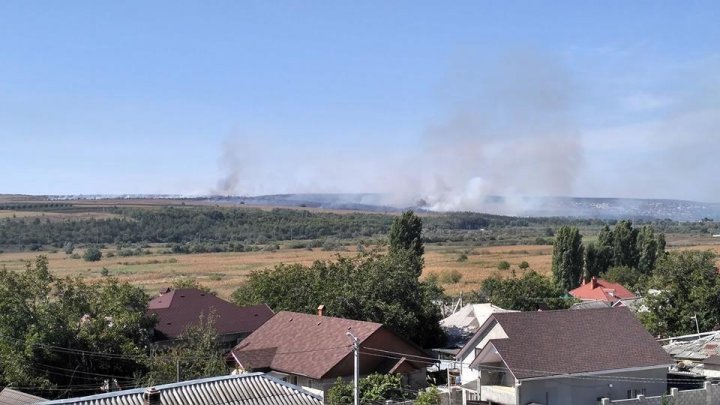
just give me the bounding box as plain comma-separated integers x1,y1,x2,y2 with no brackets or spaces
0,256,154,398
143,313,228,386
326,373,405,404
636,226,659,274
481,270,572,311
83,246,102,262
583,242,601,282
389,210,424,257
388,210,424,276
611,220,639,268
551,226,584,291
415,387,441,405
639,250,720,337
232,249,446,347
603,266,647,293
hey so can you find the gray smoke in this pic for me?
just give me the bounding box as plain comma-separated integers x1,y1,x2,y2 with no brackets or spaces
213,50,586,213
414,50,584,213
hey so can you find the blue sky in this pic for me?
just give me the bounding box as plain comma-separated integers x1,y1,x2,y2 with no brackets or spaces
1,1,719,205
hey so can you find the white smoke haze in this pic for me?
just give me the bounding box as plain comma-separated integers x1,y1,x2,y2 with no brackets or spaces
415,50,584,213
213,50,586,214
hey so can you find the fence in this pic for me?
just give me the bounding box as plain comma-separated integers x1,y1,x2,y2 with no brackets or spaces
601,382,720,405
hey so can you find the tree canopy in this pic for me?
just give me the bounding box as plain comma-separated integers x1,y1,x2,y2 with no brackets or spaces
640,250,720,337
551,226,584,291
0,256,155,398
481,270,573,311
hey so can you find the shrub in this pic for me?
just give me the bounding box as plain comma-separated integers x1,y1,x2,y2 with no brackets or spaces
83,247,102,262
70,253,81,259
416,387,441,405
440,269,463,284
519,261,530,269
63,241,75,254
497,261,510,270
100,267,110,276
456,253,468,262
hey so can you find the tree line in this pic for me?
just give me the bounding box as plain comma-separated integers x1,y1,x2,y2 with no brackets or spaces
4,205,714,251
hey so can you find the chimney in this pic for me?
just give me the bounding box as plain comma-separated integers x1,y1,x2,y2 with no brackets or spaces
143,387,161,405
591,276,598,289
317,304,326,317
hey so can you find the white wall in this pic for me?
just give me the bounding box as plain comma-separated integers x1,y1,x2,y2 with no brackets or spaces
458,320,507,385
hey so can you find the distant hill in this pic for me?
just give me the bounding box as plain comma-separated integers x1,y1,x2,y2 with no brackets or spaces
208,194,720,222
21,193,720,221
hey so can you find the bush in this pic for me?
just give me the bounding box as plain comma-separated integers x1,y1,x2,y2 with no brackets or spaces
456,253,468,262
83,247,103,262
70,253,81,259
63,241,75,254
519,261,530,269
416,387,441,405
439,269,463,284
497,261,510,270
100,267,110,276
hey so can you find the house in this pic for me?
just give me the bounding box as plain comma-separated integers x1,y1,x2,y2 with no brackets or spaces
36,373,321,405
457,307,673,405
569,277,637,305
0,387,45,405
440,303,516,349
229,308,434,397
147,288,274,349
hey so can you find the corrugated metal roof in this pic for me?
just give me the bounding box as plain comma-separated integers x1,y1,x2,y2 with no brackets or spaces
0,388,45,405
664,332,720,361
37,373,322,405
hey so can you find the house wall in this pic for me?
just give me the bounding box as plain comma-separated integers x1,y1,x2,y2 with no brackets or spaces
602,382,720,404
518,368,668,405
458,320,506,385
325,327,429,389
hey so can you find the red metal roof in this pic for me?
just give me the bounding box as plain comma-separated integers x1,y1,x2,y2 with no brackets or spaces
147,288,274,340
569,277,637,302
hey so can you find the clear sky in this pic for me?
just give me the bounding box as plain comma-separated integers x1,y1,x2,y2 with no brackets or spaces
1,1,719,206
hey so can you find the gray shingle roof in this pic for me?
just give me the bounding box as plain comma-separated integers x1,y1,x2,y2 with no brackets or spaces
470,307,673,379
36,373,322,405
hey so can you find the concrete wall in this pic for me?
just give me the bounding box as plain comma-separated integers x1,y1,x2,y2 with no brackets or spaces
518,368,668,405
602,382,720,405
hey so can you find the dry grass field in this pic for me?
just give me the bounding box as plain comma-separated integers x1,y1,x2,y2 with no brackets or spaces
0,243,555,298
2,239,719,300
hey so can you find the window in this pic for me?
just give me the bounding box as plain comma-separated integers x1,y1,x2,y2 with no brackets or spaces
627,390,631,399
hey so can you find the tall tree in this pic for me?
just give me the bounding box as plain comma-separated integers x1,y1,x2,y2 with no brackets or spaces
551,226,585,291
636,226,659,274
388,211,424,276
583,242,603,281
611,220,639,268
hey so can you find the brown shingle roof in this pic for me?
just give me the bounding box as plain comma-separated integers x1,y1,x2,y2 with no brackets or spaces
231,311,430,380
147,288,274,340
470,307,673,379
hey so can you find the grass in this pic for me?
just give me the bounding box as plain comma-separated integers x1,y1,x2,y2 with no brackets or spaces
2,238,718,299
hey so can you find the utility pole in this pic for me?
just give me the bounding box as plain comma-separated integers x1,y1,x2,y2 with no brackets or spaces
346,331,360,405
691,315,700,334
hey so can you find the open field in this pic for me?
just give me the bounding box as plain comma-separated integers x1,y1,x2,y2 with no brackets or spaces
2,238,719,299
0,243,556,298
